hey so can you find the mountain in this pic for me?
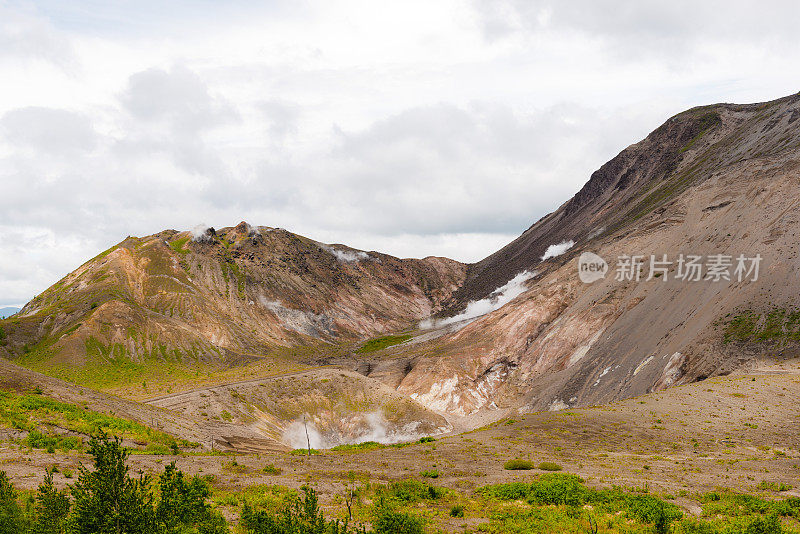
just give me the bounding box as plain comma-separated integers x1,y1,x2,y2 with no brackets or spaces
3,92,800,445
367,91,800,417
0,307,19,319
0,223,464,394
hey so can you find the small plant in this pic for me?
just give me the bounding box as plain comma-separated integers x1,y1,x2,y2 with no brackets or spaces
449,504,464,518
223,458,248,474
538,462,562,471
421,469,439,479
262,464,282,475
504,459,534,470
290,448,320,455
418,437,436,443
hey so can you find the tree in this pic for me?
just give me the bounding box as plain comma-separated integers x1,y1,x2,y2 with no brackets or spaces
0,471,26,534
31,470,70,534
156,462,227,533
68,432,156,534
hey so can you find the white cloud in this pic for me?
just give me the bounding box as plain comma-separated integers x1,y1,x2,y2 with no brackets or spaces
1,107,97,153
1,0,800,304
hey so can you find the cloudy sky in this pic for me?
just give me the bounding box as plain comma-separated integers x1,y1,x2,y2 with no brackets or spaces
2,0,799,307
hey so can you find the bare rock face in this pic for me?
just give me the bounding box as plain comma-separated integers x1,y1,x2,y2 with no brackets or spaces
382,92,800,419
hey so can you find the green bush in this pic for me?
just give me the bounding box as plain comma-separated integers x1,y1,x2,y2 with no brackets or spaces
538,462,562,471
262,464,282,475
372,508,423,534
23,430,80,452
479,482,532,501
504,459,534,470
449,505,464,518
527,474,587,507
382,480,443,503
420,469,439,479
241,485,358,534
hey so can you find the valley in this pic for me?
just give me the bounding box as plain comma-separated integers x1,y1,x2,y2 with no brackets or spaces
2,92,800,532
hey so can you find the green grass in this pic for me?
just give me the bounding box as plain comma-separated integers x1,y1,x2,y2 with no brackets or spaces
0,389,174,449
330,441,385,452
168,237,191,255
723,308,800,343
355,334,412,353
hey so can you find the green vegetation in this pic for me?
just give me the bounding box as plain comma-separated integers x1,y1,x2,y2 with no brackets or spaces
355,335,412,354
473,474,800,533
241,485,362,534
169,237,191,255
449,504,464,518
504,459,534,470
331,441,385,452
538,461,562,471
379,480,444,503
290,448,320,456
0,389,174,450
19,339,211,393
261,464,282,475
420,469,439,479
0,432,227,533
723,308,800,343
23,430,80,453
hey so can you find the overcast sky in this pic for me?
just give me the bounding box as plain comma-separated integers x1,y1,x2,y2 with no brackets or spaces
2,0,800,307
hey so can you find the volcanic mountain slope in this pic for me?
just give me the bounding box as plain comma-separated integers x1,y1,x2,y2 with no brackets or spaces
0,223,465,391
4,92,800,441
353,92,800,418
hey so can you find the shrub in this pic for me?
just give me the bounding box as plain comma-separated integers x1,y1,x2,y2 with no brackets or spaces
479,482,532,501
527,474,587,507
449,505,464,518
223,458,248,474
372,507,423,534
504,459,534,470
242,485,358,534
262,464,282,475
538,462,562,471
418,437,436,443
420,469,439,479
382,480,443,503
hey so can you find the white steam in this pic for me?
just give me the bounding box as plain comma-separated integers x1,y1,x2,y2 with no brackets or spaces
420,270,536,329
541,240,574,261
281,412,429,449
321,244,371,263
190,223,213,242
258,296,334,337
